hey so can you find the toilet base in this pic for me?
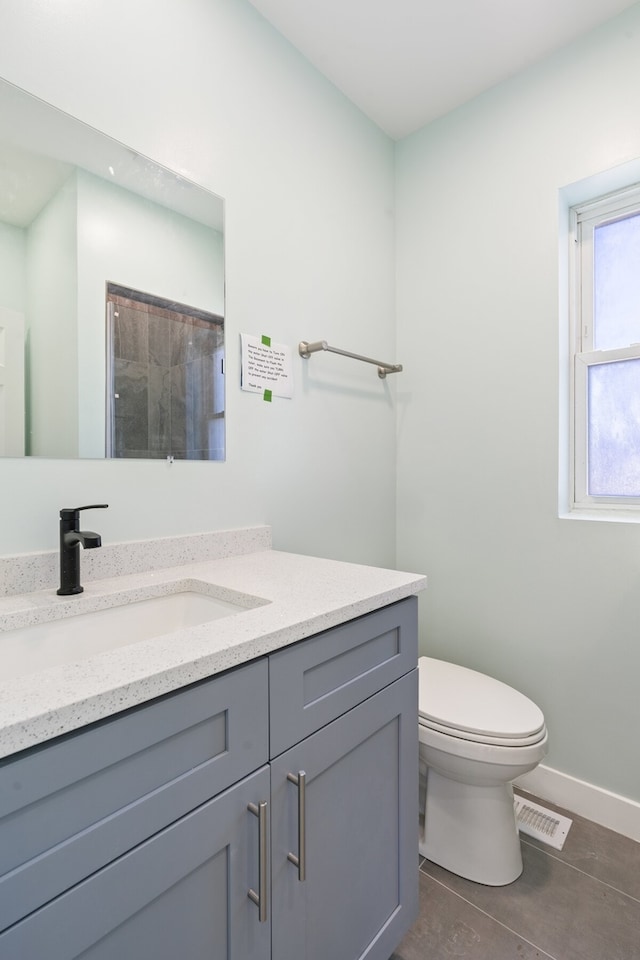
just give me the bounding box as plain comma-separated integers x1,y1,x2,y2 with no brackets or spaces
419,769,523,886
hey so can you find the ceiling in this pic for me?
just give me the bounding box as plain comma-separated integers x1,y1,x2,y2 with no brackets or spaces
248,0,639,139
0,143,72,227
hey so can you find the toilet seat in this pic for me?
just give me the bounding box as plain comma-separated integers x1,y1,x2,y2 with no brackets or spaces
418,656,546,747
419,715,546,747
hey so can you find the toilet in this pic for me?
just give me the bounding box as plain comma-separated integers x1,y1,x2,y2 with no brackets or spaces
418,656,548,886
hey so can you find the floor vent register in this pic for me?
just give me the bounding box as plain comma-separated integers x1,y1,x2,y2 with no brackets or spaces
514,796,573,850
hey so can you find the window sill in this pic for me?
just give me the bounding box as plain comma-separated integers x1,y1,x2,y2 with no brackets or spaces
560,507,640,524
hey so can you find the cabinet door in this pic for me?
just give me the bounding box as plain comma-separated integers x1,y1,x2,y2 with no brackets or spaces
271,670,418,960
0,767,271,960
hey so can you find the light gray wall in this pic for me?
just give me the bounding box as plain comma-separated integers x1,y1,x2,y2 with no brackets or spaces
396,5,640,802
0,221,25,312
27,173,78,457
0,0,397,566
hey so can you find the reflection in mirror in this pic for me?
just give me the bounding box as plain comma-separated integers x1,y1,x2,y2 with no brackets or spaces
0,78,225,460
106,285,224,459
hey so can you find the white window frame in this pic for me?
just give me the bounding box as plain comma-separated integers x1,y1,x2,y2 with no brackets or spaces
570,183,640,513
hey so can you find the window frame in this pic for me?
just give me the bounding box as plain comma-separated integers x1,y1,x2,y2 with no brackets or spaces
569,184,640,512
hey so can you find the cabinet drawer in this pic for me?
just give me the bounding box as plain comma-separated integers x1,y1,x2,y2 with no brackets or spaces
269,597,417,756
0,657,268,932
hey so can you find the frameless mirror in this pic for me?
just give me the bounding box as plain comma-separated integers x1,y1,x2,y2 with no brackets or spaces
0,78,225,460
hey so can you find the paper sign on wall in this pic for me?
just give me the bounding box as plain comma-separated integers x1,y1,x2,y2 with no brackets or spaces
240,333,293,399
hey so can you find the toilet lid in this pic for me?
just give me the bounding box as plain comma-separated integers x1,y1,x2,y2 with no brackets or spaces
418,657,545,740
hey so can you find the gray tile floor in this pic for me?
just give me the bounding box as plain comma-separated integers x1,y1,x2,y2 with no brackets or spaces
394,790,640,960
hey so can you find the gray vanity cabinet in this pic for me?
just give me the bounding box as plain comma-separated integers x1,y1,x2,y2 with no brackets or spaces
269,598,419,960
0,596,418,960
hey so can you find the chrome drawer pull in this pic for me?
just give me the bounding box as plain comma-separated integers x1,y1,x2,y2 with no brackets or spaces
286,770,306,882
247,800,268,922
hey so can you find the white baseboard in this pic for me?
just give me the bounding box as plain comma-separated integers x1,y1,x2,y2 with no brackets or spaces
515,765,640,843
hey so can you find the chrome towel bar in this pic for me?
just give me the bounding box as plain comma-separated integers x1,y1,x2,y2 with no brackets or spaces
299,340,403,379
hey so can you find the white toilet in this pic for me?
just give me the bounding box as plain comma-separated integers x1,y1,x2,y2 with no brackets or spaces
418,656,548,886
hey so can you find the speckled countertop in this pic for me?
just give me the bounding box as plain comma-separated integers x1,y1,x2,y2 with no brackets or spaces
0,532,426,761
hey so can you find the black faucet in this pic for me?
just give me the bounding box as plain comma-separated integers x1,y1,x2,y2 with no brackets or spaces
57,504,109,596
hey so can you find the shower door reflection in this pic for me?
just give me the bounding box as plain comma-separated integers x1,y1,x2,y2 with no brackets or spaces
106,284,224,460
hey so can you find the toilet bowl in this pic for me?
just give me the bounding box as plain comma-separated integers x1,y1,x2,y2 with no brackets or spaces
418,656,548,886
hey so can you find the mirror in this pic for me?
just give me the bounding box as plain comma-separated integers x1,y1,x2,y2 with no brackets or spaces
0,78,225,460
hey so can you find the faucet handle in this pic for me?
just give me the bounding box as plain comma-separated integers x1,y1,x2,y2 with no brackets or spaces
60,504,109,520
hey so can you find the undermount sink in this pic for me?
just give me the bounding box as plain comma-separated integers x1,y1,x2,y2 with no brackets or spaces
0,589,252,681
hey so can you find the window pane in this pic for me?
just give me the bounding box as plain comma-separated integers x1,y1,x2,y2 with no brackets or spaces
588,358,640,496
594,213,640,350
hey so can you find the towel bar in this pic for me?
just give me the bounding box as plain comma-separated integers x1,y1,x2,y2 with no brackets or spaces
298,340,402,379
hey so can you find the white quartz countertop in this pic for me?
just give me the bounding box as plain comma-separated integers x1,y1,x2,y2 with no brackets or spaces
0,549,426,760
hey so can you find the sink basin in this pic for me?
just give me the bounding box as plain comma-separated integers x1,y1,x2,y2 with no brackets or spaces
0,589,249,681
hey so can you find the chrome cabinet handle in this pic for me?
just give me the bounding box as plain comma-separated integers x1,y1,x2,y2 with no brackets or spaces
247,800,268,922
286,770,306,882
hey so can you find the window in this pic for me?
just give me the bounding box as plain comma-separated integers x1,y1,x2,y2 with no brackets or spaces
570,185,640,512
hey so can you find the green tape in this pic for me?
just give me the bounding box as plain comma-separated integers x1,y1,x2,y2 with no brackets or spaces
263,389,273,402
261,334,271,347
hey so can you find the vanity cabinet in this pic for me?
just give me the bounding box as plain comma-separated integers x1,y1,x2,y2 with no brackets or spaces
0,596,418,960
269,600,419,960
